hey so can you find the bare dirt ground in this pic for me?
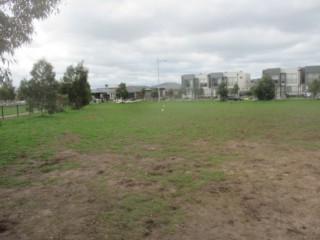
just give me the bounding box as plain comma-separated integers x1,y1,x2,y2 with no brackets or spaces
1,140,320,240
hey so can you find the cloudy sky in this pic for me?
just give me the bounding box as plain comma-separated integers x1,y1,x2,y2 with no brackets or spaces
9,0,320,88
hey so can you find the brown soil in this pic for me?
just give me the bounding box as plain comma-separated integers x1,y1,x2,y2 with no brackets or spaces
164,141,320,240
1,141,320,240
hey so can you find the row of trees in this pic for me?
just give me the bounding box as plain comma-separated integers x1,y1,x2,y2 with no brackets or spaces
7,59,91,114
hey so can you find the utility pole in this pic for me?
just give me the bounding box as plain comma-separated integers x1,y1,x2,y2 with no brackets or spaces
157,58,167,102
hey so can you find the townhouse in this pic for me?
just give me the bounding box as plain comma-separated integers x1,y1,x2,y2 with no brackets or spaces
262,65,320,97
181,71,251,98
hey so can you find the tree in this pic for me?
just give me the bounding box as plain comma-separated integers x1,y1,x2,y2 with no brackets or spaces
232,83,240,95
309,78,320,98
178,87,187,98
167,89,174,99
115,83,129,100
140,87,146,99
151,88,158,101
67,62,91,109
60,65,75,96
0,79,15,101
217,82,228,101
254,75,275,100
20,59,59,113
0,0,61,83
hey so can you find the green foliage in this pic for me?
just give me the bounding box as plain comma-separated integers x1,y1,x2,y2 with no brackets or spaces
19,59,59,114
167,89,174,98
140,87,146,99
232,83,240,95
309,78,320,98
65,62,91,109
0,177,30,187
60,65,75,96
253,75,276,100
151,88,158,100
178,87,187,98
192,87,204,99
115,83,129,100
0,0,61,83
41,161,81,173
217,82,228,100
0,79,15,101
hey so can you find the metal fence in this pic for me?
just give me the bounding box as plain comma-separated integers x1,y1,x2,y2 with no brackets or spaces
0,103,29,119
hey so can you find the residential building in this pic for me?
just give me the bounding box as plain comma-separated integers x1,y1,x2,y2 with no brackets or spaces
181,71,251,98
152,82,181,99
91,85,152,101
262,65,320,97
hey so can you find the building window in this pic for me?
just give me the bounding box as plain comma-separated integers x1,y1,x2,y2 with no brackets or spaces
305,73,320,84
286,73,297,84
271,75,279,84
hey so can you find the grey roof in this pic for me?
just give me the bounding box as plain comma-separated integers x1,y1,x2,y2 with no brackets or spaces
91,88,114,94
127,85,151,92
262,68,281,75
152,82,181,89
304,65,320,73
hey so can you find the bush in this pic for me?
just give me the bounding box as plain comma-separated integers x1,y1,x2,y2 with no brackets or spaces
254,75,275,100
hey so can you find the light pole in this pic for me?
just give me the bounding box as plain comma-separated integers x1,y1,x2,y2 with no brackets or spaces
157,58,167,102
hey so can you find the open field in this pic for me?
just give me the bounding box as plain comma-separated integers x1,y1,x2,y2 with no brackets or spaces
0,100,320,239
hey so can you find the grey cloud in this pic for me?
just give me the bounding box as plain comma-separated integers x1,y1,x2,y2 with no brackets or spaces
9,0,320,88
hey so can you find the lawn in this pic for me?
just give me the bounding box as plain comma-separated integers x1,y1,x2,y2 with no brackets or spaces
0,100,320,239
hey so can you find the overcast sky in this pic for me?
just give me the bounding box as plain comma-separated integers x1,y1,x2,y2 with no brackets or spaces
9,0,320,88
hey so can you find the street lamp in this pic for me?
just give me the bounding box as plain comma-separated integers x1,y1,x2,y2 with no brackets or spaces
157,58,167,102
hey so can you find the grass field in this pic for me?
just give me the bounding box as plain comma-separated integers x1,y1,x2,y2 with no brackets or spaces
1,100,320,239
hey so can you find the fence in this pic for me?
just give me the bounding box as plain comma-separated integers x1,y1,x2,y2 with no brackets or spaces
0,104,29,119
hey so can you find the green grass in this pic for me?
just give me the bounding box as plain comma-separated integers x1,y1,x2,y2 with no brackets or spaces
41,161,81,173
0,177,30,187
2,100,319,166
1,99,320,239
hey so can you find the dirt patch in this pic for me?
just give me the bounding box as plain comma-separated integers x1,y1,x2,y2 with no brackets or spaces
165,141,320,240
58,133,80,144
1,140,320,240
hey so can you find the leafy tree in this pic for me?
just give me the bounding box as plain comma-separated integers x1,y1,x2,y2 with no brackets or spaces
29,59,59,113
115,83,129,100
68,62,91,109
151,88,158,100
0,0,61,83
60,65,75,96
167,89,174,99
217,82,228,101
254,75,275,100
19,59,59,113
232,83,240,95
0,79,15,101
140,87,146,99
309,78,320,98
178,87,187,98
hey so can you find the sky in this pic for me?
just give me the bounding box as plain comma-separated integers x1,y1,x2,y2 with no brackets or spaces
9,0,320,89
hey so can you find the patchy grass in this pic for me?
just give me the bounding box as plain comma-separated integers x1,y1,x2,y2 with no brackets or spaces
0,177,30,187
1,99,320,239
41,161,81,173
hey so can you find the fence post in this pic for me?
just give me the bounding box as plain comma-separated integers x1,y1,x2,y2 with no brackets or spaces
17,105,19,117
1,106,3,119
